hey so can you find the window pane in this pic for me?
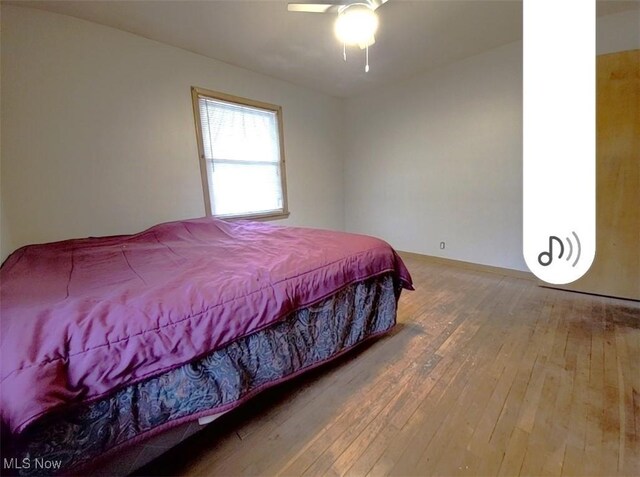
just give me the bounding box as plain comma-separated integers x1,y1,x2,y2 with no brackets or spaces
199,98,279,163
194,89,288,219
209,161,283,216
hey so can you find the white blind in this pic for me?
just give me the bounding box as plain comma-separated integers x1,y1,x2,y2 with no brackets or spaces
198,96,284,217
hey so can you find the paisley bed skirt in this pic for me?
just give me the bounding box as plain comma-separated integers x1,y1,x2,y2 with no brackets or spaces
10,273,400,476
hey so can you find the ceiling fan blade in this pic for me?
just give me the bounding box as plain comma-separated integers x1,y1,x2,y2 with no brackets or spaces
287,3,341,13
288,1,389,14
370,0,390,10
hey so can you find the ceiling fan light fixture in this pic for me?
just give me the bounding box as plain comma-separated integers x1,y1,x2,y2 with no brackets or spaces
334,5,379,47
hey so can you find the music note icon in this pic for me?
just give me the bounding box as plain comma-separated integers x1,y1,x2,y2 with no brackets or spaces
537,232,582,268
538,236,564,266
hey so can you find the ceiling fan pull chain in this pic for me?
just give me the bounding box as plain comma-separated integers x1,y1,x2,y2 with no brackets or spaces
343,42,347,61
365,45,370,73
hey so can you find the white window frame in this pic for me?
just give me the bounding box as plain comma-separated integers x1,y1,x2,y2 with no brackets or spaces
191,86,289,220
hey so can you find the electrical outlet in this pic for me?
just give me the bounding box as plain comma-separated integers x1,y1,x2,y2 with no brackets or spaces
440,241,445,250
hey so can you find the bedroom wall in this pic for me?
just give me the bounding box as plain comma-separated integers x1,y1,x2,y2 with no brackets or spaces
342,9,639,273
0,5,12,261
0,5,344,262
0,165,11,263
2,6,636,268
0,175,11,263
344,41,526,271
597,9,640,55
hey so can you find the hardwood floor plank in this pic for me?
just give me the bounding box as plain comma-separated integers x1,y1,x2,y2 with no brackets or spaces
137,255,640,477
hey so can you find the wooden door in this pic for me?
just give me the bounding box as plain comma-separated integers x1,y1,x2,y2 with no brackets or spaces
560,49,639,300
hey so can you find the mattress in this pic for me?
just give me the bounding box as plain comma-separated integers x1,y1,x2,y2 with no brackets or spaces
9,274,400,475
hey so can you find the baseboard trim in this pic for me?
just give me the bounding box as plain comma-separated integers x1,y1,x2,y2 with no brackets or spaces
397,251,535,281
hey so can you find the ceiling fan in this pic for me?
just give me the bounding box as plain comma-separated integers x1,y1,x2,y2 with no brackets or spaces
287,0,390,72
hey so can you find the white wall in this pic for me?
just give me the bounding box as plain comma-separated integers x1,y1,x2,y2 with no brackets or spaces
344,41,526,271
0,5,344,261
2,5,638,267
597,9,640,55
342,9,640,273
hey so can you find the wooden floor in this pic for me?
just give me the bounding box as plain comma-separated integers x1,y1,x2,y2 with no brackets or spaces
138,253,640,477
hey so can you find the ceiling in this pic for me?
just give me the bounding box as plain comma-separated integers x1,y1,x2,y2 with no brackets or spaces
8,1,639,98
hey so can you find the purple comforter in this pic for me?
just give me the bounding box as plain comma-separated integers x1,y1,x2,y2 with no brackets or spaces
0,217,412,436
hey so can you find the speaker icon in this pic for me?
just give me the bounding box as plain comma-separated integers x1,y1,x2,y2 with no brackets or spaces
537,232,581,267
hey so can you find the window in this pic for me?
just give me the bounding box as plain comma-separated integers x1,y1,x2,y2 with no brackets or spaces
191,87,289,220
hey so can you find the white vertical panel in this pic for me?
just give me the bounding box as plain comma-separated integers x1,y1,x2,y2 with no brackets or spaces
523,0,595,284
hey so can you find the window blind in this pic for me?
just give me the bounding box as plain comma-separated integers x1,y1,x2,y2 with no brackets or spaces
198,97,284,217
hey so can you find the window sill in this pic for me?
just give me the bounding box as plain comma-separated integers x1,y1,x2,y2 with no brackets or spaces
215,211,290,222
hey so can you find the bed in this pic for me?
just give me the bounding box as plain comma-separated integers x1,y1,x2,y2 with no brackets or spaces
0,217,412,475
